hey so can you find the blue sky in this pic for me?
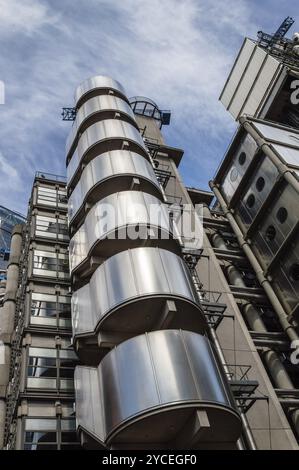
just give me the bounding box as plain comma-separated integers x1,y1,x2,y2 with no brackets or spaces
0,0,298,214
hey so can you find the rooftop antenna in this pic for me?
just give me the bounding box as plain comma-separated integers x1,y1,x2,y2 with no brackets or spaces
272,16,294,39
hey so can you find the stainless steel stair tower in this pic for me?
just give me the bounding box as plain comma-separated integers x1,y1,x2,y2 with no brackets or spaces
67,76,242,449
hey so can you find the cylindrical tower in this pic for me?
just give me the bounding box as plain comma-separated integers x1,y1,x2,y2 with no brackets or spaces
67,76,242,449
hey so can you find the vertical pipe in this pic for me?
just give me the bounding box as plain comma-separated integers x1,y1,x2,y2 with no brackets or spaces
210,182,299,343
226,266,299,438
0,224,23,449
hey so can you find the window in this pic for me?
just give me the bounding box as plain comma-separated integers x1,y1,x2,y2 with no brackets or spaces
33,250,69,279
238,152,246,165
229,167,238,182
256,176,265,192
276,207,288,224
246,194,255,208
30,292,71,329
35,215,68,241
24,417,80,450
37,186,67,209
26,347,78,391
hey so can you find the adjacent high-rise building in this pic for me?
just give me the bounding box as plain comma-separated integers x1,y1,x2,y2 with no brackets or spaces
0,206,25,305
1,18,299,450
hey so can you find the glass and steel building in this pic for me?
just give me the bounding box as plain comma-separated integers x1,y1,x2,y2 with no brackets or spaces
0,206,25,270
1,18,299,450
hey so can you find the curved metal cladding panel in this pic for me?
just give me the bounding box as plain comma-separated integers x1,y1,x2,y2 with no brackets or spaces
69,192,179,274
72,247,206,339
66,95,136,157
66,120,148,185
75,75,127,107
68,150,162,225
74,331,241,447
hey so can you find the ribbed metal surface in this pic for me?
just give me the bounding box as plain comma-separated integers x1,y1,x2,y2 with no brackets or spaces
68,150,162,224
72,247,205,338
220,38,283,120
66,95,136,156
69,75,242,450
75,330,241,447
75,75,127,107
66,120,148,183
69,192,179,274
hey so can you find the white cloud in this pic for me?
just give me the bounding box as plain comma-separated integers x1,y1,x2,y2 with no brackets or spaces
0,0,266,212
0,0,60,36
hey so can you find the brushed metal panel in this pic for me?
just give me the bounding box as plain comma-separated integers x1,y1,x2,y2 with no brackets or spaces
221,134,257,202
253,121,299,148
230,46,266,119
75,75,127,107
221,39,256,109
74,331,241,446
243,56,281,117
69,191,175,273
148,330,198,402
252,184,298,267
66,120,147,183
68,150,162,221
74,365,105,445
272,144,299,168
236,156,279,229
272,238,299,314
66,95,136,156
101,333,159,432
71,247,202,338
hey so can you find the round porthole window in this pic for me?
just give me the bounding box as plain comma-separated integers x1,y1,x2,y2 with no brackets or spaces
276,207,288,224
265,225,276,241
256,176,265,192
230,167,238,182
246,194,255,208
238,152,246,165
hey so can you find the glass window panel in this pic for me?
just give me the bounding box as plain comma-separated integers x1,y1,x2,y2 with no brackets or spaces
61,419,76,431
59,349,77,360
59,368,74,379
29,348,56,358
25,418,57,431
25,431,56,443
32,293,56,303
27,377,57,388
28,366,57,378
